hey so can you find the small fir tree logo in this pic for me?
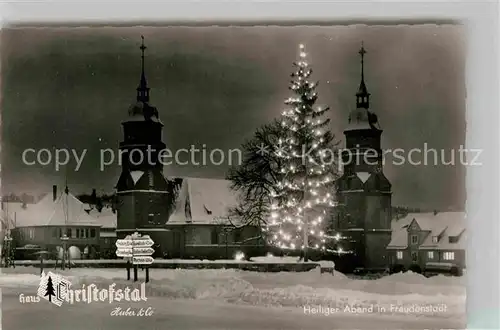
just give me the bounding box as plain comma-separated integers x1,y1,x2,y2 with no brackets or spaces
44,276,56,302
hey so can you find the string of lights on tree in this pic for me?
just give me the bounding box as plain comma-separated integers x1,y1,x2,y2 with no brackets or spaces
264,44,352,255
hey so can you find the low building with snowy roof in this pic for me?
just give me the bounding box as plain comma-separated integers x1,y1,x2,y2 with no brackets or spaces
387,211,466,275
1,185,102,260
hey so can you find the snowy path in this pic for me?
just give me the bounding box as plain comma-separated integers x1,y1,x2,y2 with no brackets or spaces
2,292,464,330
0,267,466,329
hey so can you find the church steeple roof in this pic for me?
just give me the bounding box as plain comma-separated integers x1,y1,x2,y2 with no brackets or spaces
356,42,370,109
125,36,161,123
136,35,150,103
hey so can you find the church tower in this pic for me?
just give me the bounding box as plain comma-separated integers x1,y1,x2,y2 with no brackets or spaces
115,37,170,253
335,43,392,270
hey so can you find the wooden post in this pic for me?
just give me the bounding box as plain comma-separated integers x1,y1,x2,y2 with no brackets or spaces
62,241,66,270
11,245,15,268
68,247,71,269
133,265,138,282
126,260,131,280
145,266,149,283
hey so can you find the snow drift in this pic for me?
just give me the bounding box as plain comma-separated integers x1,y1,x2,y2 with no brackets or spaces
0,266,465,320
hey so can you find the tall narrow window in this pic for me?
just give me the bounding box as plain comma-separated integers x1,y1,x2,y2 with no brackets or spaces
234,230,242,243
396,251,403,259
211,228,219,245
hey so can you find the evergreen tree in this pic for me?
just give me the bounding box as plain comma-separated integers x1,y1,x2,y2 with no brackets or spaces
267,44,340,261
45,276,56,302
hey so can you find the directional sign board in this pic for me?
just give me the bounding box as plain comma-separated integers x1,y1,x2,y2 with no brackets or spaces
116,232,155,265
132,256,154,265
116,235,134,258
116,248,133,258
133,247,155,256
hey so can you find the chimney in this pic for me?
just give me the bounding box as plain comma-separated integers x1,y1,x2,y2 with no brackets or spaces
433,210,438,216
53,185,57,202
91,189,97,204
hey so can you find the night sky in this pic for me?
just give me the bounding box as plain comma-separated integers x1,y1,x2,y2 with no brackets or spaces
1,24,466,209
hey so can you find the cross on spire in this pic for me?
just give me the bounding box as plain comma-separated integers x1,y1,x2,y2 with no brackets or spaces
137,35,150,102
359,42,366,57
356,41,370,109
359,41,366,82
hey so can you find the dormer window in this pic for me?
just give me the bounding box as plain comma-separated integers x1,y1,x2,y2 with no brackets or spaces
432,236,438,243
411,235,418,245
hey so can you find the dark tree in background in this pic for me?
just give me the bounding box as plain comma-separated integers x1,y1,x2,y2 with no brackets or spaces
45,276,56,302
226,119,286,245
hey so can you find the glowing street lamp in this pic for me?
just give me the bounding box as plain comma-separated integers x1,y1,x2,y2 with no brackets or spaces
60,233,69,270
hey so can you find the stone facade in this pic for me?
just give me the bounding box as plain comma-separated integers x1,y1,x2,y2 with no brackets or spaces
334,45,392,270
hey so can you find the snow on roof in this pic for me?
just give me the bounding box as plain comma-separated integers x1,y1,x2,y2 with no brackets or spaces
1,202,24,228
3,193,101,228
419,212,466,250
167,177,239,225
344,109,380,131
386,230,409,249
100,231,117,238
388,212,466,250
166,179,189,225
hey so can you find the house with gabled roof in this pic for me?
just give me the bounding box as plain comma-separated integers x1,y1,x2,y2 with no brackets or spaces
387,211,466,275
2,185,102,259
163,177,264,259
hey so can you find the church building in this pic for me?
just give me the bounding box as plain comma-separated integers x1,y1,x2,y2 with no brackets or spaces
334,44,393,272
113,38,262,260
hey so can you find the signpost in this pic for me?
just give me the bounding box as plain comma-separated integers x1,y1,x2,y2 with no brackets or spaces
116,232,155,282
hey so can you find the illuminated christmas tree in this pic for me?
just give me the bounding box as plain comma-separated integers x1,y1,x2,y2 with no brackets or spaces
266,44,341,261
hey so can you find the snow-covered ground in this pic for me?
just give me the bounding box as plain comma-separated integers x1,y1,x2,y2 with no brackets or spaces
0,264,466,329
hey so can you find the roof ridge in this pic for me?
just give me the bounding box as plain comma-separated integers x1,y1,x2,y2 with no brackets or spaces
46,192,63,226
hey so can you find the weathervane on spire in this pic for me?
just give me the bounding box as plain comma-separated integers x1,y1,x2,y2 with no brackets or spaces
359,41,366,80
356,41,370,109
140,35,147,70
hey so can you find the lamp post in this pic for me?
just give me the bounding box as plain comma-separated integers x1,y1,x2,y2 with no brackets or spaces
60,234,69,270
4,234,13,268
